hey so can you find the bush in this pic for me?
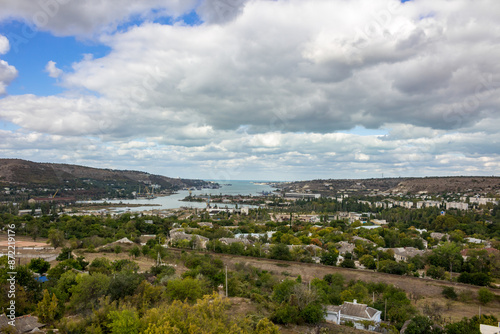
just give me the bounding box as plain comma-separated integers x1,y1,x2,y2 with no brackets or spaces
270,243,292,261
28,258,51,274
56,247,73,261
271,303,300,324
300,303,325,324
340,258,356,268
442,287,457,300
165,277,204,302
457,272,492,286
458,290,473,303
427,265,446,280
478,288,494,305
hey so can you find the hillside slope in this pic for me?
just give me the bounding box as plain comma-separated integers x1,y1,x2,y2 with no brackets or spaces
0,159,214,199
276,176,500,196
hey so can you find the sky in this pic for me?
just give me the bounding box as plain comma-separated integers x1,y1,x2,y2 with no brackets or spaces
0,0,499,181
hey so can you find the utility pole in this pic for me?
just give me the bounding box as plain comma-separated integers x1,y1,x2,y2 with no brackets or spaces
225,265,228,298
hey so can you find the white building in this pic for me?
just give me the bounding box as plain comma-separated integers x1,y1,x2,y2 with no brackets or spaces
480,324,500,334
446,202,468,210
326,300,381,331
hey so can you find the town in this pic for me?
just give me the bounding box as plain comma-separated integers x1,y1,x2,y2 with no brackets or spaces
1,176,499,333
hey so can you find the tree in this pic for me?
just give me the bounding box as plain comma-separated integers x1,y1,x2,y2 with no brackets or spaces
478,287,494,305
165,277,204,302
427,265,446,280
428,242,463,273
89,258,112,275
320,250,338,266
405,315,443,334
300,303,325,324
108,271,144,301
69,273,111,311
254,318,280,334
340,258,356,268
28,258,50,274
129,245,141,258
359,254,376,269
442,287,457,300
445,317,480,334
269,243,292,261
37,289,58,324
272,279,298,303
271,303,300,324
56,247,73,261
108,308,140,334
142,293,279,333
48,228,65,249
457,272,491,286
378,260,408,275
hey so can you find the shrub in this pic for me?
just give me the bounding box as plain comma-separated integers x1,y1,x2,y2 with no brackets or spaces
165,277,204,302
457,272,492,286
442,287,457,300
478,288,494,305
271,303,300,324
28,258,51,274
458,290,473,303
300,303,325,324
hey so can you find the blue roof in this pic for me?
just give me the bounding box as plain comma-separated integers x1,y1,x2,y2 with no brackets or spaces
35,275,49,283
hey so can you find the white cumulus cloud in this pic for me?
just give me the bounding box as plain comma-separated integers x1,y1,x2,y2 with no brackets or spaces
45,61,63,78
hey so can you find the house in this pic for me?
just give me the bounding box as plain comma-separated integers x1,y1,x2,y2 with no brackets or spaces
169,231,209,249
391,247,426,262
325,300,382,331
464,237,491,247
430,232,450,241
371,219,387,225
219,238,251,246
336,241,355,255
352,236,375,245
0,314,45,333
460,248,499,261
197,222,213,228
480,323,500,334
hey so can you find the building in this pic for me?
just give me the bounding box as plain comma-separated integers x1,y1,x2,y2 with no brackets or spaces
371,219,387,225
169,231,209,249
336,241,355,255
446,202,468,210
0,314,45,333
480,324,500,334
430,232,450,241
219,238,252,246
284,193,321,200
469,197,499,206
416,200,441,209
391,247,426,262
326,300,382,331
197,222,213,228
460,248,499,261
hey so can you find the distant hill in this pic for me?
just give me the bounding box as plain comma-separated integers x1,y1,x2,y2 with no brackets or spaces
0,159,214,200
275,176,500,196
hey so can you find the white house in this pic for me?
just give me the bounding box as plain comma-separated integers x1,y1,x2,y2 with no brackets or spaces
480,324,500,334
326,300,382,331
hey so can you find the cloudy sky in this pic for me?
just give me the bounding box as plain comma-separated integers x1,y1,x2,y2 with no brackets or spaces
0,0,499,181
